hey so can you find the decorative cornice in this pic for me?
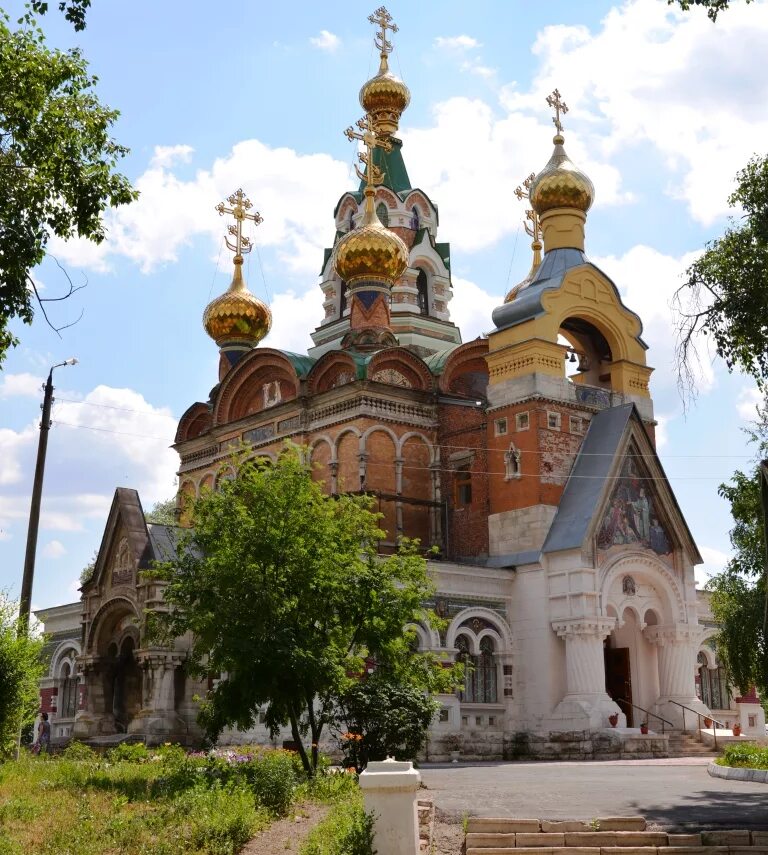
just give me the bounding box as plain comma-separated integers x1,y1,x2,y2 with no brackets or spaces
551,617,616,640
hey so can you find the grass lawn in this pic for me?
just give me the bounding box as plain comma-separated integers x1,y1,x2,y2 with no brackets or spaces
716,742,768,770
0,743,366,855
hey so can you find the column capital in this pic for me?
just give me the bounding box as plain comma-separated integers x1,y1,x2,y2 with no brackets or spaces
135,648,185,670
644,623,703,647
552,617,616,641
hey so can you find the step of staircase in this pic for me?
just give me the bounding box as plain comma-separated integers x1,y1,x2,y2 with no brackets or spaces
666,732,720,758
464,819,767,855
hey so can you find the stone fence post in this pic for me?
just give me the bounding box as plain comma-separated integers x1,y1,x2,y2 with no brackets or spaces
358,758,421,855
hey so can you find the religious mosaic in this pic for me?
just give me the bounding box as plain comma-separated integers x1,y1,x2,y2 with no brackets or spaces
597,449,673,563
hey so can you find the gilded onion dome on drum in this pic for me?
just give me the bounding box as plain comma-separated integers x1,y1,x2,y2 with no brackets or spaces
359,54,410,137
333,197,408,287
203,256,272,345
529,133,594,215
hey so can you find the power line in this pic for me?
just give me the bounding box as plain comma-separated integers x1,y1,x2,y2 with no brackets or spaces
54,420,173,441
54,398,177,418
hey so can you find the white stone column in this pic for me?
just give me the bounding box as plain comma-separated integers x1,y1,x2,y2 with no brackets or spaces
359,758,421,855
645,624,708,727
548,618,621,730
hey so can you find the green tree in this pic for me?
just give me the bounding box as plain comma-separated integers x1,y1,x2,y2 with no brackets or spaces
331,664,444,773
669,0,753,20
0,6,136,365
145,497,178,525
707,416,768,696
0,594,45,758
152,448,455,775
675,155,768,396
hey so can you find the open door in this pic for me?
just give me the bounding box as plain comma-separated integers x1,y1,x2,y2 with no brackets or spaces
604,646,633,726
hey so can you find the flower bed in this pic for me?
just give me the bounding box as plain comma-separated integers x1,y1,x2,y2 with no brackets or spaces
716,742,768,770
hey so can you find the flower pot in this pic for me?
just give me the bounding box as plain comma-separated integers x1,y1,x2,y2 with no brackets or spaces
732,724,741,736
703,717,712,729
450,750,460,763
608,714,619,728
640,725,649,735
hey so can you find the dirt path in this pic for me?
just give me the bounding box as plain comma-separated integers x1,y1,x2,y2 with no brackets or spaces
241,802,330,854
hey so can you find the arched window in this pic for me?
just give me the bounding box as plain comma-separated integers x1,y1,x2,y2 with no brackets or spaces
456,634,498,703
697,651,730,710
376,202,389,227
340,280,347,315
60,660,78,719
348,209,355,232
411,205,420,230
416,269,429,316
504,444,521,480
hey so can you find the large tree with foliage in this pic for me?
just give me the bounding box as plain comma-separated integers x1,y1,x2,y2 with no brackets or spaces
707,414,768,697
0,594,45,758
0,4,135,365
675,155,768,396
152,448,455,775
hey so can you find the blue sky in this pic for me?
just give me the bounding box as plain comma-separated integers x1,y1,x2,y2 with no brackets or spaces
1,0,766,610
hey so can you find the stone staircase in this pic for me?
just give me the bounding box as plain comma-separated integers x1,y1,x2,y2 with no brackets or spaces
666,731,720,758
465,816,768,855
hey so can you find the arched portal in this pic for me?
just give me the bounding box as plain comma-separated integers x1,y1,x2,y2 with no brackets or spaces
111,636,142,732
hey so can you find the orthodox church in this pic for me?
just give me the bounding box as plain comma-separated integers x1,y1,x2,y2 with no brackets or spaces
36,8,764,758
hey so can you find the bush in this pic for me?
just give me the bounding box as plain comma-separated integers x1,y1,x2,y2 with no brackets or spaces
720,741,768,769
61,740,98,762
172,782,264,855
106,741,150,763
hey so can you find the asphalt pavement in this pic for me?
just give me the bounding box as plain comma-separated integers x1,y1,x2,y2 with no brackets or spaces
419,759,768,829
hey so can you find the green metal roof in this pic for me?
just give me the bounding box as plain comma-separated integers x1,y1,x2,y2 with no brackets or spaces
359,138,411,194
280,351,317,378
423,344,462,376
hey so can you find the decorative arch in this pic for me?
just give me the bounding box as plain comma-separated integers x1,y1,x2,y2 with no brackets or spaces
411,257,439,275
335,193,358,224
361,424,400,451
619,603,645,629
50,639,82,679
87,596,141,653
306,351,362,395
398,431,436,463
309,435,336,463
403,191,433,219
697,644,717,670
212,349,301,426
367,347,433,391
445,606,513,651
199,473,215,495
175,402,211,443
375,188,398,209
405,622,432,651
440,339,489,397
600,553,685,625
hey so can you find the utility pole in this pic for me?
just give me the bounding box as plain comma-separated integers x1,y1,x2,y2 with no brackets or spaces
18,358,77,634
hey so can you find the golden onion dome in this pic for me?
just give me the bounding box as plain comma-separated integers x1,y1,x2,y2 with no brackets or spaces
529,134,594,216
333,192,408,287
203,257,271,345
359,54,410,137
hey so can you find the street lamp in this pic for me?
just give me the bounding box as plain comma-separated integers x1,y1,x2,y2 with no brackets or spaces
18,357,78,633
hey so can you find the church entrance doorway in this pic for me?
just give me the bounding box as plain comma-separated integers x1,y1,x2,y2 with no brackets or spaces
108,636,142,732
605,646,633,726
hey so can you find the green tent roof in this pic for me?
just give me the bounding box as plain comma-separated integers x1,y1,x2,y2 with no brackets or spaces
358,138,411,194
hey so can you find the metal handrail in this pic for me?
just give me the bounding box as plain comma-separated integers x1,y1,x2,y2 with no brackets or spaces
666,700,726,750
616,698,674,733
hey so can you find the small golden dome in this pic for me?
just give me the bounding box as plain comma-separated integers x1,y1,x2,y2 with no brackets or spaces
359,55,410,137
203,257,271,345
529,134,594,216
333,192,408,287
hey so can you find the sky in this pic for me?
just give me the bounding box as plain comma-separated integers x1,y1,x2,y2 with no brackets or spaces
1,0,766,611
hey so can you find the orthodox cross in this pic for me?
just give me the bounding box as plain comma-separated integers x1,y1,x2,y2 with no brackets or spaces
514,173,541,242
368,6,398,57
215,188,263,256
546,88,568,134
345,115,392,190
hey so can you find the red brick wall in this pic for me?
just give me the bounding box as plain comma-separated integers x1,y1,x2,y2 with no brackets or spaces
39,686,57,715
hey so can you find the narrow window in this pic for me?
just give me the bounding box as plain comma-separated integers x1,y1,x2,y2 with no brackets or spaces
454,465,472,507
348,209,355,231
515,412,529,431
411,205,420,230
376,202,389,227
416,269,429,315
547,411,561,430
339,280,347,315
495,417,508,437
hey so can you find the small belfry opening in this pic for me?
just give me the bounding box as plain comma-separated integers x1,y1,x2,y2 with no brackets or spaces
558,318,613,388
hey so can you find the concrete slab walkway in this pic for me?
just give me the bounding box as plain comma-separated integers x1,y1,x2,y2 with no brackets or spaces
419,760,768,829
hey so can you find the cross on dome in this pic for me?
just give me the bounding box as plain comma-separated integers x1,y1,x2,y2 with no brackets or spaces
345,114,392,190
215,189,263,258
546,88,569,135
368,6,398,58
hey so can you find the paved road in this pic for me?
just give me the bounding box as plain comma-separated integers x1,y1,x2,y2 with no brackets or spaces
420,759,768,829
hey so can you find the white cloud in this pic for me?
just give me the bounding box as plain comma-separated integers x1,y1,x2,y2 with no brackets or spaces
42,540,66,559
310,30,341,52
0,384,178,541
461,61,496,79
511,0,768,224
49,140,350,278
697,544,731,586
150,144,194,169
737,386,763,422
434,35,482,51
0,373,43,398
450,276,502,341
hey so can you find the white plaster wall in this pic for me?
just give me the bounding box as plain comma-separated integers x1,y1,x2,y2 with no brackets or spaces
489,505,557,556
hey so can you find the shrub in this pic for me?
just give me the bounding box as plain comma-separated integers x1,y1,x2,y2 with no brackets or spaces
61,740,98,762
720,741,768,769
172,782,264,855
107,741,150,763
300,791,375,855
